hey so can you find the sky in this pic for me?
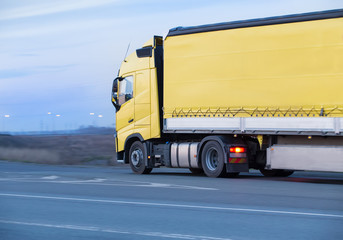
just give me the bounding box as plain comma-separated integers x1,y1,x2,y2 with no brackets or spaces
0,0,342,132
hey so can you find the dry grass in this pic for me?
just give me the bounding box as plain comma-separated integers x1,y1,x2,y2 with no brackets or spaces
0,147,61,164
0,135,117,165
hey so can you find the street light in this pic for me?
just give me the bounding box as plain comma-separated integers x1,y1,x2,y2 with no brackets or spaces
2,114,10,133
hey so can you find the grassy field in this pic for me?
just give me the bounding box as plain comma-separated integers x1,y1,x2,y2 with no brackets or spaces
0,134,117,165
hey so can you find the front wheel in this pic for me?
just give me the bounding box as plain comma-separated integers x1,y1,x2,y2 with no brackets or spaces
129,141,152,174
201,141,226,178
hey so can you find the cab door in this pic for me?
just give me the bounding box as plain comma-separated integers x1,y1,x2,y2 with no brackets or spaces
116,75,135,149
134,70,151,139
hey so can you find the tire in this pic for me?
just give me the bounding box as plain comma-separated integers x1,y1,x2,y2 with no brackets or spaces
201,141,226,178
189,168,204,175
276,170,294,177
260,169,294,177
129,141,152,174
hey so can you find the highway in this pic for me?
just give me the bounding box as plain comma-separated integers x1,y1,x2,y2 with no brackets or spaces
0,160,342,240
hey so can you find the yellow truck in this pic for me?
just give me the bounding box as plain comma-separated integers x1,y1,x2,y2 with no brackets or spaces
111,9,343,177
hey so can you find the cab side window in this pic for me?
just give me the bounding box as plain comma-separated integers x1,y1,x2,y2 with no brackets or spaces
118,76,133,105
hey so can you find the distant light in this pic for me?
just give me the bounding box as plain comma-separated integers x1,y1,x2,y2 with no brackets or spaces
4,115,10,118
90,113,95,115
98,115,103,118
47,112,52,115
56,114,61,117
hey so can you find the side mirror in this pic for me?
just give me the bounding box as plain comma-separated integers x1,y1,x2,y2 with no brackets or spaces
111,78,121,111
125,93,133,101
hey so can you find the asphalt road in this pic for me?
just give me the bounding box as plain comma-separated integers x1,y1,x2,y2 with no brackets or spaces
0,161,342,240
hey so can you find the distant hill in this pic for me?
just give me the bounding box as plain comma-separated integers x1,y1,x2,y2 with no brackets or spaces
0,135,31,147
0,133,117,165
7,126,115,136
75,126,115,135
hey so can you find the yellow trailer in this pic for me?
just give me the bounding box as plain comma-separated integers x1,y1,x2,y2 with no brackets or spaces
112,9,343,177
164,12,343,119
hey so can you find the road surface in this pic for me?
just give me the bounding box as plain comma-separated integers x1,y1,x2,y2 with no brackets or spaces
0,160,343,240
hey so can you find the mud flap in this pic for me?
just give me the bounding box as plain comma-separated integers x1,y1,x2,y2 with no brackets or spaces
226,162,249,173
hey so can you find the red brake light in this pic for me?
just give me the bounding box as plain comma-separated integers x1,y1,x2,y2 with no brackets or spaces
230,147,246,153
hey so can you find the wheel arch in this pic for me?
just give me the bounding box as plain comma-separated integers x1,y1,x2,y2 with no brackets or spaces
198,136,231,166
124,133,144,164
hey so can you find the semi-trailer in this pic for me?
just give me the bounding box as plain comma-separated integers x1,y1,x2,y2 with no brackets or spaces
111,9,343,177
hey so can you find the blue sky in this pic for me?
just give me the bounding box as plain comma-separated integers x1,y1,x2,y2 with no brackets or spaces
1,0,342,132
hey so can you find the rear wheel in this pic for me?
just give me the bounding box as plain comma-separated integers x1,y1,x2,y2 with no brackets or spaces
201,141,226,178
129,141,152,174
260,169,294,177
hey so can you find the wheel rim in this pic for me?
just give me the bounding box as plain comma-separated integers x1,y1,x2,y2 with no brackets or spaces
131,148,143,167
205,147,219,171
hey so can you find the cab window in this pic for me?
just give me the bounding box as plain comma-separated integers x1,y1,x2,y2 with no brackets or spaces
118,75,133,105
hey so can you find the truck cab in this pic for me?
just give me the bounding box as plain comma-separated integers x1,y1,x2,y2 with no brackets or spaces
112,36,164,163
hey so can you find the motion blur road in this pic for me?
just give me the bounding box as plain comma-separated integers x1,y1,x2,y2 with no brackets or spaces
0,160,342,240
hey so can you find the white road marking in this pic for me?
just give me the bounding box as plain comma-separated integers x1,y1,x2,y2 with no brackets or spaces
0,178,217,190
1,193,342,219
0,219,232,240
139,182,217,190
56,178,106,183
41,175,59,180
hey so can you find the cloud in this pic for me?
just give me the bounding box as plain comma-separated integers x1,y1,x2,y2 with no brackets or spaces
0,64,76,79
0,69,32,79
15,53,40,57
0,0,120,21
0,17,122,39
35,64,77,71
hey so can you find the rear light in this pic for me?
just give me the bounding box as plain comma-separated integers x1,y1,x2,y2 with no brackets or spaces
229,146,247,164
229,147,246,153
